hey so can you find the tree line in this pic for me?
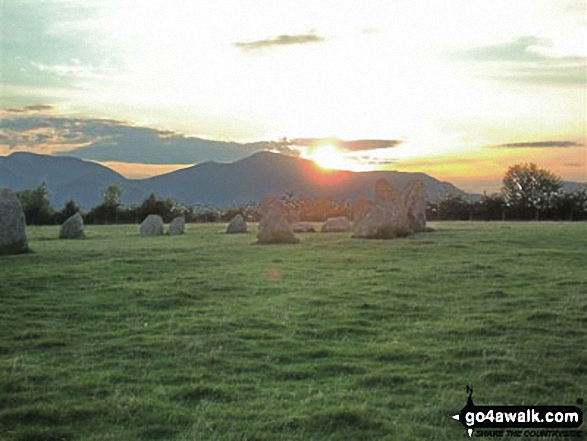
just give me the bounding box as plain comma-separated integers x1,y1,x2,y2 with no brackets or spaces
14,163,587,225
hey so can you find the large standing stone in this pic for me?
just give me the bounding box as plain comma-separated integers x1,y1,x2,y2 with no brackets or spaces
59,212,85,239
403,179,427,232
352,179,411,239
0,188,28,255
140,214,164,236
321,216,351,232
226,214,247,233
256,197,299,244
167,216,185,235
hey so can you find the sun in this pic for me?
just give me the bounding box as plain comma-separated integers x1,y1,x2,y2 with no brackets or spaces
311,145,346,170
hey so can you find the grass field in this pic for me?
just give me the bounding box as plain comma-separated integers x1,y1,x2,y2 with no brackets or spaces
1,222,586,440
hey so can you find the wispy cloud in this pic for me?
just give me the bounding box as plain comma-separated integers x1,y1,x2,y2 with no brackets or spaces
5,105,55,114
496,140,584,148
234,33,324,52
29,59,116,79
453,36,545,62
452,36,586,86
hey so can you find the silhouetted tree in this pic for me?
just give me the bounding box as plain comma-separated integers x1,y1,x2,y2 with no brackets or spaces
436,194,472,220
502,163,562,220
473,193,506,221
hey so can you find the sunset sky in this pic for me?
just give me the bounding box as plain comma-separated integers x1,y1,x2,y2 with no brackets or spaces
1,0,585,193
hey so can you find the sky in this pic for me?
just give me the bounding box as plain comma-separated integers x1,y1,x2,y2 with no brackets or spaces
0,0,585,193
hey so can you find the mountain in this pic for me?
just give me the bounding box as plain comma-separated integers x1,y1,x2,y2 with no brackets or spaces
0,152,154,209
145,151,469,206
1,151,481,209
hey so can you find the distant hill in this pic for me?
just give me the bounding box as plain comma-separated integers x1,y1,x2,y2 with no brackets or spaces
562,181,587,193
0,152,154,209
10,150,583,210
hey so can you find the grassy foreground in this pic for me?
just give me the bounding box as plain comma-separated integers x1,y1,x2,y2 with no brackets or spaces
0,222,585,441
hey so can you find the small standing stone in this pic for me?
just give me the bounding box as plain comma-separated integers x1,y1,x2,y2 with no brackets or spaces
321,216,351,232
167,216,185,235
140,214,164,236
59,212,85,239
292,222,316,233
226,214,247,233
256,197,298,244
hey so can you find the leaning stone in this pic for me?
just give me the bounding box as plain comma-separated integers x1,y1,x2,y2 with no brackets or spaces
167,216,185,235
321,216,351,232
0,188,29,255
140,214,164,236
256,197,298,244
226,214,247,233
59,212,85,239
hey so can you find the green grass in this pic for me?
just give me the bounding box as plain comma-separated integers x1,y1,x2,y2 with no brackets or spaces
1,222,586,440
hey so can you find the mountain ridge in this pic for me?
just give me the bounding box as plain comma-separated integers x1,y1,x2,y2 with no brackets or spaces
0,150,545,210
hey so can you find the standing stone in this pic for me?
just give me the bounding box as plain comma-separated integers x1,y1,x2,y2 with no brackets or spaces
404,179,427,232
167,216,185,235
226,214,247,233
256,197,299,244
140,214,164,236
59,212,85,239
292,222,315,233
353,179,411,239
321,216,351,232
0,188,29,255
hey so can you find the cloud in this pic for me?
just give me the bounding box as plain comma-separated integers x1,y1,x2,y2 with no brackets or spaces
453,36,544,62
29,59,116,79
234,33,324,52
452,36,586,86
5,105,55,114
0,105,286,163
290,138,403,152
496,140,584,148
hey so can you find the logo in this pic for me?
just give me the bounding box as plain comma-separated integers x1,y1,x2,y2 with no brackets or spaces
451,386,583,438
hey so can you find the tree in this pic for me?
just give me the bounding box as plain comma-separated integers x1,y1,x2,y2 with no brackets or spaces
137,193,184,223
86,183,124,224
436,194,472,220
555,189,587,221
502,163,562,220
473,193,506,221
102,184,123,207
17,183,54,225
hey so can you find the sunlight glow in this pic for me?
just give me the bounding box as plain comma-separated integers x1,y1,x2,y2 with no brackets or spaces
310,145,349,170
